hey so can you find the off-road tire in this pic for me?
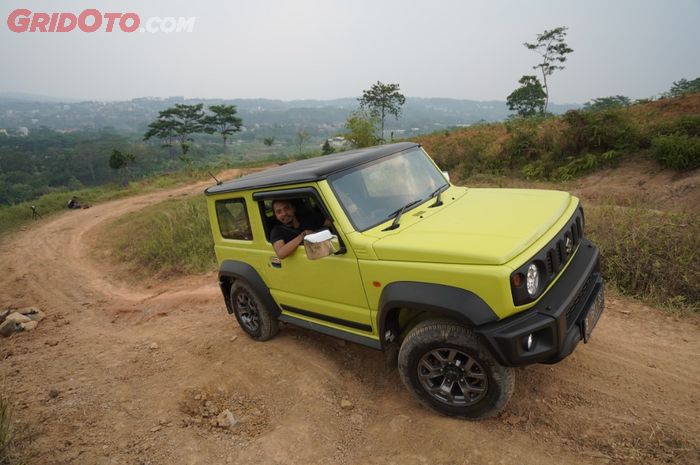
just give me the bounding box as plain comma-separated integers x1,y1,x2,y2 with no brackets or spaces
230,280,279,341
398,319,514,420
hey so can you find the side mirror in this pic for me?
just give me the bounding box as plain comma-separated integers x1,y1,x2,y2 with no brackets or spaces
303,229,337,260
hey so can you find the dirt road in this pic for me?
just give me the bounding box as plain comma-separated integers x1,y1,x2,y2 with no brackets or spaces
1,176,698,465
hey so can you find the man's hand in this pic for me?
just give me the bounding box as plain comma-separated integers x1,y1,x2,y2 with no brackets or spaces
273,230,313,260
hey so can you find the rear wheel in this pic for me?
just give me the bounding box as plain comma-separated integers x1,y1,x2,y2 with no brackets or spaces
398,319,514,419
230,280,279,341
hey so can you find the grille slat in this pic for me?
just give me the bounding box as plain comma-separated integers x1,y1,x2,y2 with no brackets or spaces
557,240,564,265
541,210,584,282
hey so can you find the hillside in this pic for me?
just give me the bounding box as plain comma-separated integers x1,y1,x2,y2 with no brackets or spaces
416,93,700,183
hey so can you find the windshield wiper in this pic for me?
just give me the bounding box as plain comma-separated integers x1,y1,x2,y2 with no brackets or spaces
428,184,449,208
383,199,423,231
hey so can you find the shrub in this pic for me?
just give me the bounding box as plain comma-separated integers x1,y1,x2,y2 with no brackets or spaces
429,129,505,179
587,206,699,313
651,135,700,170
562,109,642,155
521,160,548,179
553,153,599,180
502,118,540,167
672,115,700,137
552,150,622,180
656,115,700,137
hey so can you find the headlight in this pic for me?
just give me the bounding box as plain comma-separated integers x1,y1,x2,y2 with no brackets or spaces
526,263,539,296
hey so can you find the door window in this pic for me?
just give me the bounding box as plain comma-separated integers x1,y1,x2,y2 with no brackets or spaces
215,198,253,240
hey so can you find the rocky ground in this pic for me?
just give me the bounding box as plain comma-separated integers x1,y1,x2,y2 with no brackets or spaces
0,172,698,465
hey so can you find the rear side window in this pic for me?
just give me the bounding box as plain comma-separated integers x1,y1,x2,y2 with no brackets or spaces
215,198,253,240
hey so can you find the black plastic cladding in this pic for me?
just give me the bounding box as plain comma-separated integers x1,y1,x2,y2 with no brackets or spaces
511,205,585,306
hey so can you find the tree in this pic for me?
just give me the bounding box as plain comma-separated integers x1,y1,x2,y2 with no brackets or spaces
143,119,178,151
321,139,335,155
506,75,546,117
143,103,207,156
665,77,700,97
345,110,379,148
583,95,631,111
108,149,135,170
524,26,574,113
296,128,309,155
263,137,275,147
358,81,406,141
109,149,135,184
202,104,242,148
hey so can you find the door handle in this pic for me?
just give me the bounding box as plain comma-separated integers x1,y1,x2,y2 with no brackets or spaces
270,257,282,268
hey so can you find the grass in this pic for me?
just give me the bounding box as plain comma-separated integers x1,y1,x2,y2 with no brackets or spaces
587,206,699,313
105,195,217,278
0,394,35,465
0,397,12,464
0,396,13,465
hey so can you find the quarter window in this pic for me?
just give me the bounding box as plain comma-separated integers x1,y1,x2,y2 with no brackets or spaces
215,198,253,240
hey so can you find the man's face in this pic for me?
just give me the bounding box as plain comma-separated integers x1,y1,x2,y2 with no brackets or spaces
273,201,296,225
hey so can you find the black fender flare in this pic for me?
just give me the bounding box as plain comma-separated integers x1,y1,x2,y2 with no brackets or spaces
218,260,280,317
378,281,498,346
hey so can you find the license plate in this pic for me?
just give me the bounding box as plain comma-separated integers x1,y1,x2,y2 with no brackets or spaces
583,285,604,343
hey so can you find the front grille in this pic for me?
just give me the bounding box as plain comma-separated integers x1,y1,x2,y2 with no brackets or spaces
541,207,584,283
511,205,586,306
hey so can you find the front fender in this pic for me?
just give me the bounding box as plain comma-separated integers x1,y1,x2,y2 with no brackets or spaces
378,281,498,345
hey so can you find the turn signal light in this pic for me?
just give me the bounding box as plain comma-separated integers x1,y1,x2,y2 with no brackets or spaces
512,273,524,288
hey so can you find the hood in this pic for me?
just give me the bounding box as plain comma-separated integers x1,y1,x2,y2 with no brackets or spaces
372,188,573,265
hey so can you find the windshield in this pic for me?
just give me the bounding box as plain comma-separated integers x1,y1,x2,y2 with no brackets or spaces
328,147,448,231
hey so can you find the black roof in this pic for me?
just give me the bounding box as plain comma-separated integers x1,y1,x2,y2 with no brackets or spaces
205,142,420,195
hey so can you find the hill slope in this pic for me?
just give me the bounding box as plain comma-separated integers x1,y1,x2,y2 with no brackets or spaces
416,93,700,183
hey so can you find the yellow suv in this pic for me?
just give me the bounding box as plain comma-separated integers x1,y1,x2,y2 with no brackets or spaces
205,142,605,419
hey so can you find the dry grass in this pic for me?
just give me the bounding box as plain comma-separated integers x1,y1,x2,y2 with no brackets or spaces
0,397,10,465
586,206,699,313
105,195,216,279
414,93,700,184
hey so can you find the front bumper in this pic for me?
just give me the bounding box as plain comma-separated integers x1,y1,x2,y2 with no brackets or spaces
476,239,604,367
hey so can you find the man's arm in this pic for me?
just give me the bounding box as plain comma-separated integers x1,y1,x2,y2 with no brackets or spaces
273,230,312,259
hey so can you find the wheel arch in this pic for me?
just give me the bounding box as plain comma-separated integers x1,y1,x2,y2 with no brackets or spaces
219,260,280,317
378,282,499,347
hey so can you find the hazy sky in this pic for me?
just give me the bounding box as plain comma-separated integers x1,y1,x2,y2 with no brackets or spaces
2,0,699,103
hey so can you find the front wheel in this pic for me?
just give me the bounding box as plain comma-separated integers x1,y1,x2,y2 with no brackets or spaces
230,280,279,341
398,319,514,420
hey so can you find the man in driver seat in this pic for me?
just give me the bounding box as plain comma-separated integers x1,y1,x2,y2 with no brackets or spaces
270,199,329,259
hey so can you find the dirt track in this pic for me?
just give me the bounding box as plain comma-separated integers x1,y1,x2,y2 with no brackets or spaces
1,176,699,465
